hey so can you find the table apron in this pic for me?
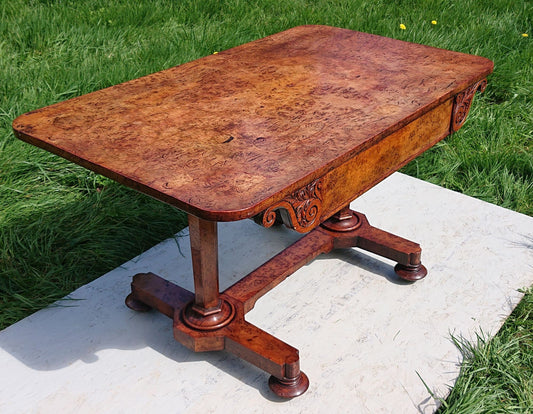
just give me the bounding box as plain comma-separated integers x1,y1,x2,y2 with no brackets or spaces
319,99,453,221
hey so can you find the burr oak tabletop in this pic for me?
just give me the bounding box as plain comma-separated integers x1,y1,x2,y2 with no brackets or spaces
13,25,492,222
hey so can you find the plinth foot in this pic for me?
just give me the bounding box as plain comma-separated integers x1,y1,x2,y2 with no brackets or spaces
268,372,310,399
321,207,428,283
125,293,152,312
394,263,427,282
321,208,361,232
124,205,429,399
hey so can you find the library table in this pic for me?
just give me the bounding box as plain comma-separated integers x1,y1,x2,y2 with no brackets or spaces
13,25,493,398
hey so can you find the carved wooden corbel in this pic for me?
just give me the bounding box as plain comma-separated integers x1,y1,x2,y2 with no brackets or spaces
451,79,487,132
260,178,323,233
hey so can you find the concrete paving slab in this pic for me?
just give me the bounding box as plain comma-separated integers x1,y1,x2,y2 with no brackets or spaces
1,173,532,413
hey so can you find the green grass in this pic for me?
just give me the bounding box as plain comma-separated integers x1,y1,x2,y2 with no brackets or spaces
436,287,533,413
1,0,532,410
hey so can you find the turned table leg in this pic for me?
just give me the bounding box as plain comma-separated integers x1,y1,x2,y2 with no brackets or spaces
181,215,235,330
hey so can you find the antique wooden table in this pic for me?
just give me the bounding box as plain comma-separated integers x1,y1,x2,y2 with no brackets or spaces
13,26,493,398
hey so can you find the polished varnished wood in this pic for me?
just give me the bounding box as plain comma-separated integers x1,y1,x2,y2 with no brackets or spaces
13,25,493,398
13,25,492,223
126,207,429,397
183,215,235,331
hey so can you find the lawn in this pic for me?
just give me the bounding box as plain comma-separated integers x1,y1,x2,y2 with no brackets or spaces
1,0,531,411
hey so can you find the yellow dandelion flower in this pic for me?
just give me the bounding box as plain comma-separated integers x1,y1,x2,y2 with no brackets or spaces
400,23,406,30
522,33,528,37
213,51,219,54
431,20,437,25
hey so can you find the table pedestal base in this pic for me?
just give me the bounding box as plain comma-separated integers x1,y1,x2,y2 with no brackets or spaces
125,208,426,398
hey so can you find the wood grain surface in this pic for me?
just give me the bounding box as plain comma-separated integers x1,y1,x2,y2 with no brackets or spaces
12,25,493,221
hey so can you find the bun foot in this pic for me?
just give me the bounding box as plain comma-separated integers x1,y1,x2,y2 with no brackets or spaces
268,372,309,398
394,263,427,282
125,293,152,312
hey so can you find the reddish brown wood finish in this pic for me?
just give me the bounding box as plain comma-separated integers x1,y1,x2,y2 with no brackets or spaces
322,208,427,281
188,215,219,311
13,25,493,223
13,25,493,398
126,208,429,397
183,215,236,330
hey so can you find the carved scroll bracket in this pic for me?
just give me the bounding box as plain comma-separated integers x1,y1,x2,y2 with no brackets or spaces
451,79,487,132
259,178,323,233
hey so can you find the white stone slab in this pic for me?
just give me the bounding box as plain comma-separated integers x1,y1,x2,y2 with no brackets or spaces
1,173,532,413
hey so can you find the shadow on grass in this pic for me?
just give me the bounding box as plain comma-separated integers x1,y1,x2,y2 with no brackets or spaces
0,182,187,329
